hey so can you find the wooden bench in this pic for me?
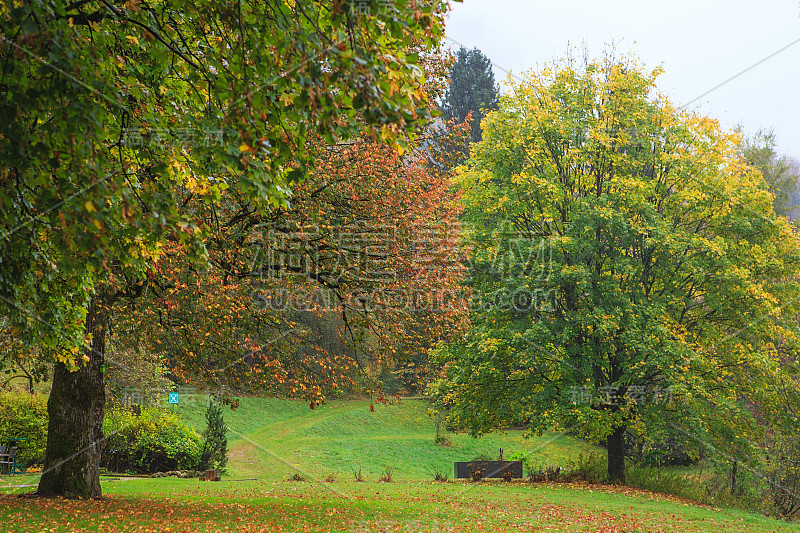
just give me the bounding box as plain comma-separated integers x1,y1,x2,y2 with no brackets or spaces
0,446,17,474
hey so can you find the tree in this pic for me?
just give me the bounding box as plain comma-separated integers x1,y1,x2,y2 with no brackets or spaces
117,109,471,405
198,402,228,473
432,56,800,483
106,45,470,408
441,46,499,146
738,128,800,219
0,0,451,498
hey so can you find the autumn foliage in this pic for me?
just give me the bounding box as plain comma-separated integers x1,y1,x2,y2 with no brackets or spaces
116,48,471,403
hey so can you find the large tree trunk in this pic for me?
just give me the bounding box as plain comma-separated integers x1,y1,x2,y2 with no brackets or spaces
37,291,108,498
607,425,626,483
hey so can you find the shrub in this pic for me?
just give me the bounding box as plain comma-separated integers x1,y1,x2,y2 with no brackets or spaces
0,392,47,467
626,464,699,499
198,402,228,473
378,468,393,482
512,451,568,483
562,453,606,483
764,437,800,519
102,406,202,474
699,460,768,513
352,466,364,482
434,435,452,447
527,465,563,483
469,466,485,481
427,466,448,482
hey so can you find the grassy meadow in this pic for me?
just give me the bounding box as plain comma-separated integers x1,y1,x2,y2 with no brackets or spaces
0,397,796,532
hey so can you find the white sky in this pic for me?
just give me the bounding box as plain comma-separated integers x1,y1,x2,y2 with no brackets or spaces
444,0,800,156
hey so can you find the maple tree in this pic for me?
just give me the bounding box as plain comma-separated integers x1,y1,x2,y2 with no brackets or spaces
116,64,472,410
432,56,800,482
0,0,457,498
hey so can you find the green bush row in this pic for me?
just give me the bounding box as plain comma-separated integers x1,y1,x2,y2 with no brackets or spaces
0,392,48,467
0,392,224,475
102,406,202,474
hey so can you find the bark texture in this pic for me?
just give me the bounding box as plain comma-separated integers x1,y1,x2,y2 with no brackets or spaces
607,425,627,483
37,291,107,498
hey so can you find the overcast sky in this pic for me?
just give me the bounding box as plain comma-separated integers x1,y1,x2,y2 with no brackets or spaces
444,0,800,156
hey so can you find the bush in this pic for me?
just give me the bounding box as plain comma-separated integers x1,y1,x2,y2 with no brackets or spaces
469,465,485,481
764,437,800,519
511,450,602,484
526,465,562,483
198,402,228,473
102,406,202,474
378,468,393,482
427,466,448,482
697,460,768,513
0,392,47,467
626,464,700,499
563,453,606,483
434,434,452,447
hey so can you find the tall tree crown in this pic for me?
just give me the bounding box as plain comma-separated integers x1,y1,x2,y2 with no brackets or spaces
441,46,499,144
433,55,800,482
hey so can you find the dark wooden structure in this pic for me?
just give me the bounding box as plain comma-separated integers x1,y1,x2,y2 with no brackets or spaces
199,469,220,481
454,460,523,480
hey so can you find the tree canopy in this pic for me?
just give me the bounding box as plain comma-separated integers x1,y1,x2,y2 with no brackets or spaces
440,46,498,145
432,56,800,482
1,0,448,365
117,116,471,404
0,0,457,498
738,128,800,220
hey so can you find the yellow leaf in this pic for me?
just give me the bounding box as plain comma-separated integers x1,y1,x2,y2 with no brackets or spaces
125,35,139,46
239,143,251,152
85,201,96,213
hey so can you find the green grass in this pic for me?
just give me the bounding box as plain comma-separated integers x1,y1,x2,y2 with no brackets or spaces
173,395,311,440
178,396,599,480
0,477,795,532
0,396,797,532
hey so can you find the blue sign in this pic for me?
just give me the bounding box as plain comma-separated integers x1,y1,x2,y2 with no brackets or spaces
168,392,179,404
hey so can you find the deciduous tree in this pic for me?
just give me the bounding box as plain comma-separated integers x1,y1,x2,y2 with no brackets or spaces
432,56,800,483
738,128,800,219
118,110,472,408
0,0,452,498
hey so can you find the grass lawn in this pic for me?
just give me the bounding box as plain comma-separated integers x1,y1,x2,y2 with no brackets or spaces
0,477,795,532
0,397,796,532
177,397,601,481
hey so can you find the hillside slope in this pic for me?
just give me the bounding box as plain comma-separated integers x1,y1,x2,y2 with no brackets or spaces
176,396,599,480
